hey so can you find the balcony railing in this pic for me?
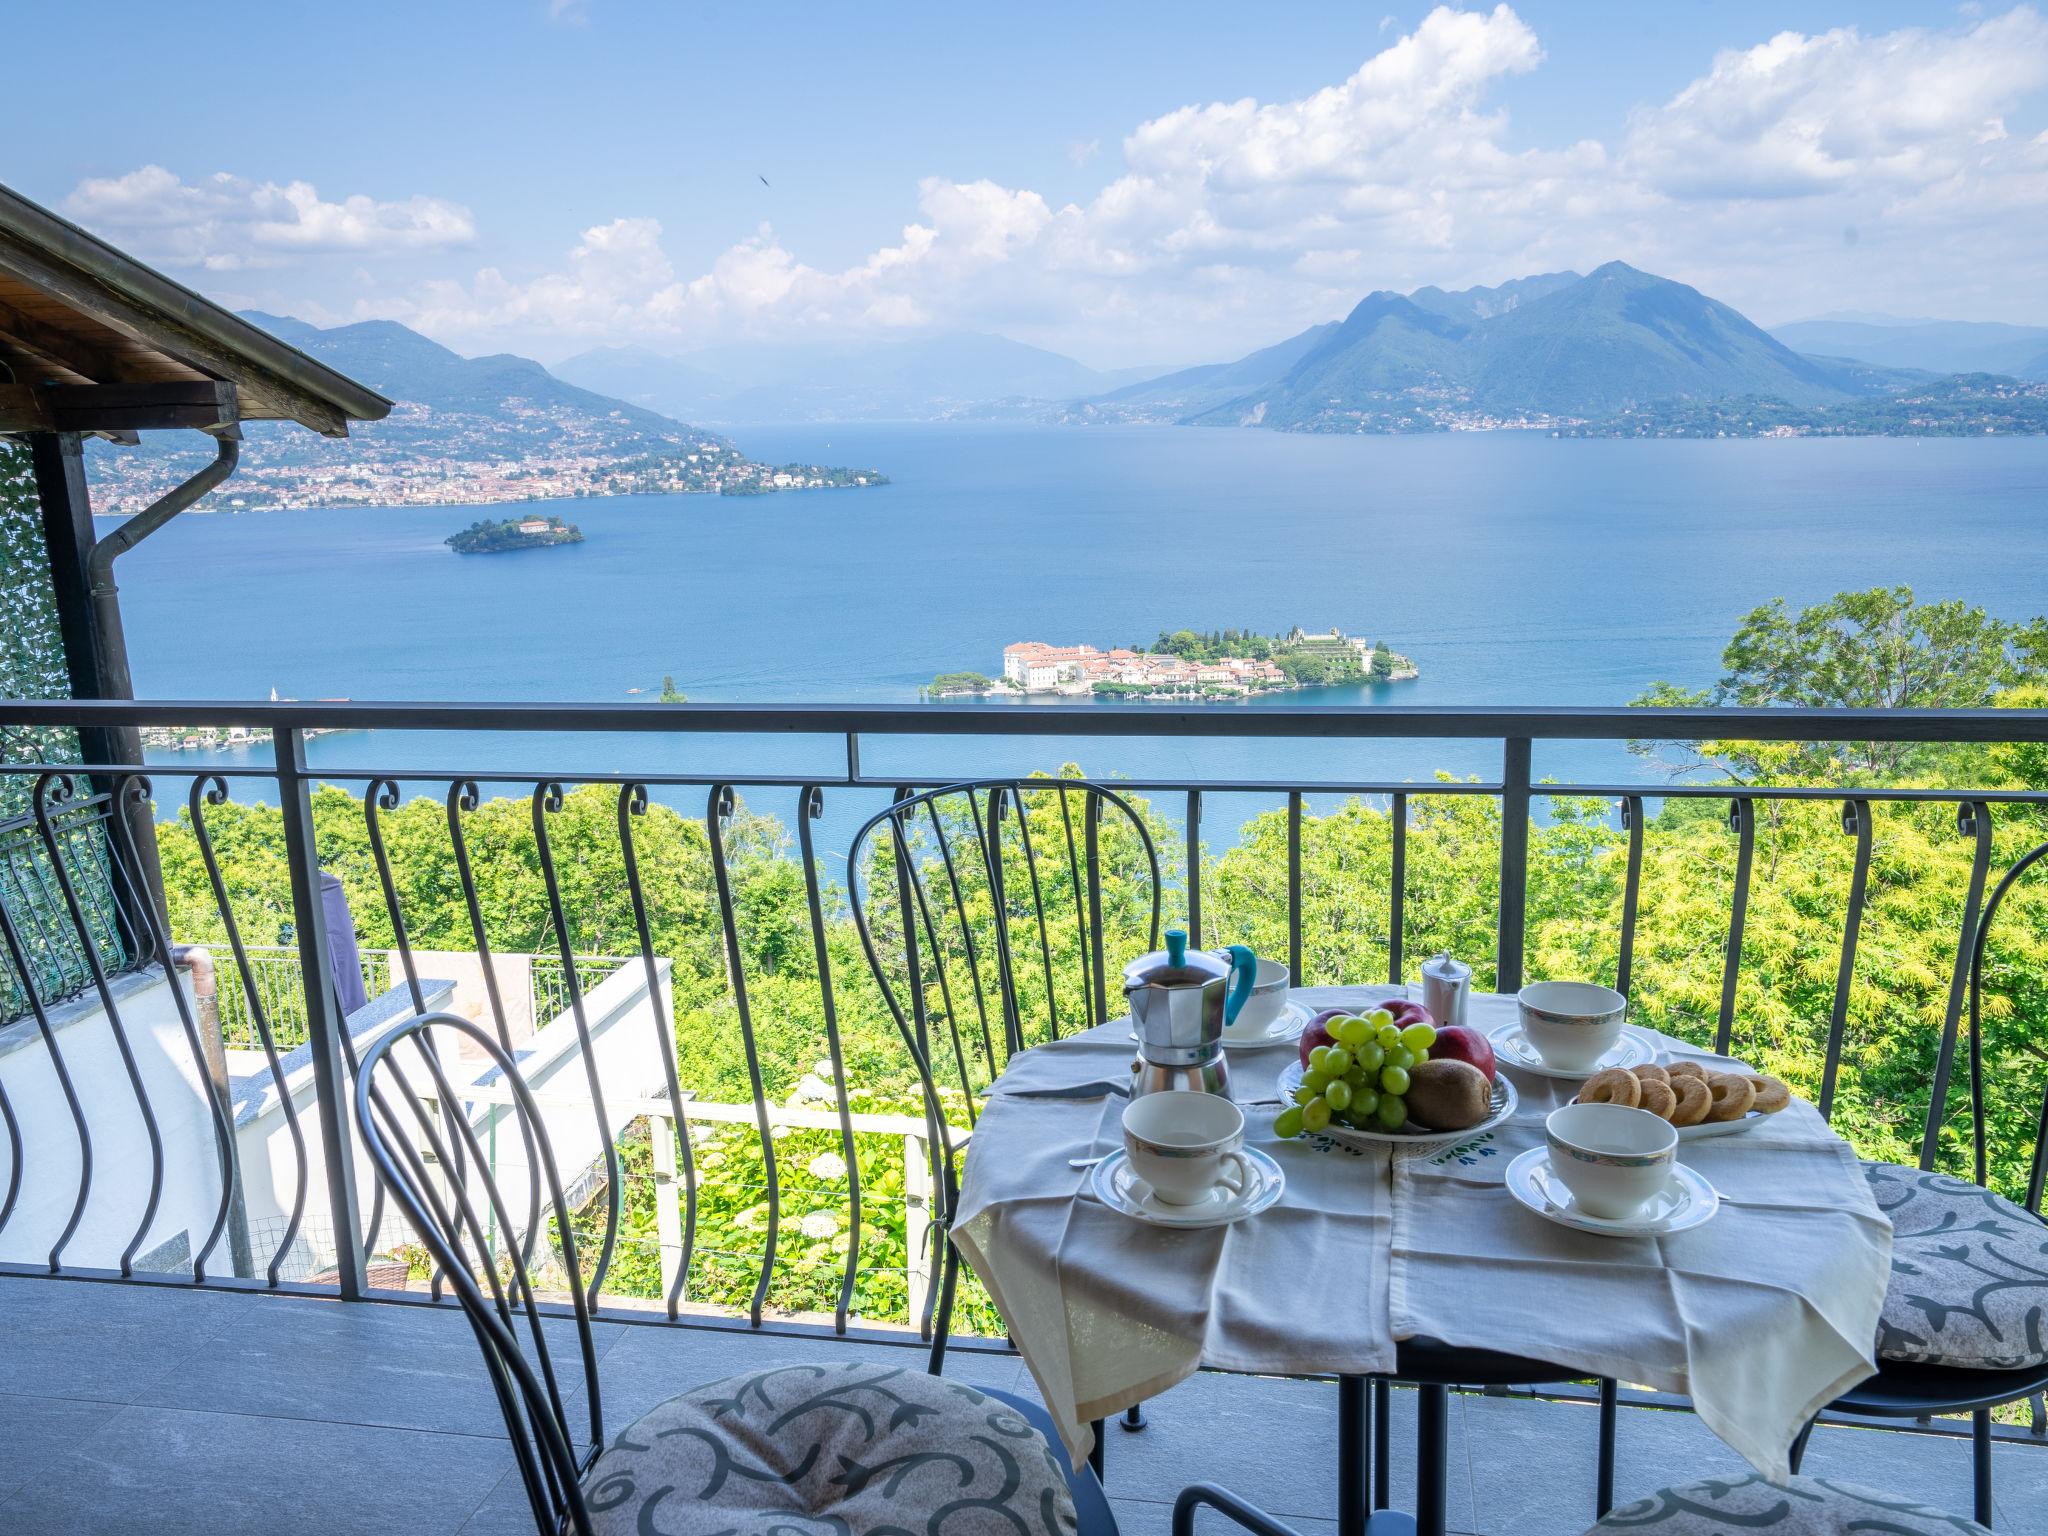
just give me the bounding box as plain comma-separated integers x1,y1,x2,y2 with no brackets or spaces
0,697,2044,1368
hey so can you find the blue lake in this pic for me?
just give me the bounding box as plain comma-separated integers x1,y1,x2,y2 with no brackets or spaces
106,424,2048,844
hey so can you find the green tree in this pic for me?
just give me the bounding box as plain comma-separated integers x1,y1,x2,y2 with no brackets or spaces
1632,587,2048,783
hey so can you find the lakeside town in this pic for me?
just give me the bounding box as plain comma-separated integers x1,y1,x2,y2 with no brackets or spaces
930,628,1418,699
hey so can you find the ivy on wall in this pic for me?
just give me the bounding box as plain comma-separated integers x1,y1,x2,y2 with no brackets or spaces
1,436,125,1018
1,437,80,805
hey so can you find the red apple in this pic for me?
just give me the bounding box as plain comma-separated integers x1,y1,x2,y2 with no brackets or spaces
1297,1008,1349,1066
1428,1024,1496,1083
1380,998,1434,1030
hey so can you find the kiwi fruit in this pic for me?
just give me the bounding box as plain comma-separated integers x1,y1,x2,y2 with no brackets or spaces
1406,1058,1493,1132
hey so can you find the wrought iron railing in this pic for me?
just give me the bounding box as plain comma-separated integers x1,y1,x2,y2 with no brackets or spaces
0,697,2042,1366
212,943,393,1049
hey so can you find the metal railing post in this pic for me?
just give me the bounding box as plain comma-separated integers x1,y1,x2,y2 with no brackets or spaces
1497,737,1532,992
275,727,369,1296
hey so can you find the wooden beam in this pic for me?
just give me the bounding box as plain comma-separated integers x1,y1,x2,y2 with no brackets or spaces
0,233,351,436
0,380,239,434
0,294,123,381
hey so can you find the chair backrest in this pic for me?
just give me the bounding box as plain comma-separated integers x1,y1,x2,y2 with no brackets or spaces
353,1010,604,1536
1964,835,2048,1216
847,777,1160,1162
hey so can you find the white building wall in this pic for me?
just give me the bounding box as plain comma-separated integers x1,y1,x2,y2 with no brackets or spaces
0,968,227,1274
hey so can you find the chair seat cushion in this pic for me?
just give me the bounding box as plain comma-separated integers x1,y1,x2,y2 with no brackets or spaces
1861,1160,2048,1370
1587,1473,1987,1534
584,1360,1079,1536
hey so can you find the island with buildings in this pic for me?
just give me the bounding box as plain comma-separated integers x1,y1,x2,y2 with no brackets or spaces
447,515,585,553
930,628,1417,699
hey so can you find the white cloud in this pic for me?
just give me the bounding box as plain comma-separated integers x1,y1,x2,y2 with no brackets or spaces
1624,8,2048,199
307,6,2048,358
64,166,475,271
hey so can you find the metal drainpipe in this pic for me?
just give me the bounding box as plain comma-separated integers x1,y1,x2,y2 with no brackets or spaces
82,434,240,936
86,434,240,700
173,943,255,1278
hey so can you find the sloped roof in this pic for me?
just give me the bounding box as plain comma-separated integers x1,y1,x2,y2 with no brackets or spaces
0,181,390,437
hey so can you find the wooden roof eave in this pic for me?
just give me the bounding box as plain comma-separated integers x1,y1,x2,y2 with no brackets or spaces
0,184,391,438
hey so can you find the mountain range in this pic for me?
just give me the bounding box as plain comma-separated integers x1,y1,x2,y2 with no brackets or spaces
551,262,2044,438
1764,316,2048,380
1072,262,1981,432
81,315,883,514
556,332,1164,424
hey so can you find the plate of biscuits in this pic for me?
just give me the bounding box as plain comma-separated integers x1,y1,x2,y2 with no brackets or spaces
1573,1059,1792,1139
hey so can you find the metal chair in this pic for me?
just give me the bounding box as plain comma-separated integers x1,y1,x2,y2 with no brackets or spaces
353,1009,1116,1536
847,778,1161,1462
847,778,1161,1357
1789,834,2048,1527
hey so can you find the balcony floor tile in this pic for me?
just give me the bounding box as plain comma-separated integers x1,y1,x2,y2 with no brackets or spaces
126,1291,629,1438
0,1277,245,1404
0,1391,118,1501
5,1403,508,1536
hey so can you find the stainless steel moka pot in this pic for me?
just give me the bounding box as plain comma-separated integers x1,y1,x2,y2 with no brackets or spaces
1121,929,1257,1099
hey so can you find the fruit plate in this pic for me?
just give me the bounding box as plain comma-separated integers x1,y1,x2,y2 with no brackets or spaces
1275,1060,1517,1150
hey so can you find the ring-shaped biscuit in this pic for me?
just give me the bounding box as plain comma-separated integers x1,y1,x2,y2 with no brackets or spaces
1667,1076,1712,1126
1706,1073,1755,1122
1666,1060,1708,1083
1747,1074,1791,1114
1578,1067,1640,1107
1633,1063,1670,1087
1636,1078,1678,1120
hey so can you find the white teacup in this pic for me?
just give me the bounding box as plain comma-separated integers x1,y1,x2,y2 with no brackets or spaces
1121,1092,1251,1206
1544,1103,1677,1220
1518,980,1627,1072
1222,958,1293,1040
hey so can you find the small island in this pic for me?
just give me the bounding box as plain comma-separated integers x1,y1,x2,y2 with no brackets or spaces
930,628,1418,699
447,515,585,554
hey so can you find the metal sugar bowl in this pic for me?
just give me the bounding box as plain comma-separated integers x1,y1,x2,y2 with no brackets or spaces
1121,930,1257,1099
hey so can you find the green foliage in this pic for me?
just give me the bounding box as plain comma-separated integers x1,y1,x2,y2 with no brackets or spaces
1633,587,2048,782
0,439,82,806
929,671,995,695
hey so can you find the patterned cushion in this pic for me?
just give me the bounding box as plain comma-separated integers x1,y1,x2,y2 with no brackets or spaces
1587,1474,1987,1534
1861,1160,2048,1370
583,1360,1079,1536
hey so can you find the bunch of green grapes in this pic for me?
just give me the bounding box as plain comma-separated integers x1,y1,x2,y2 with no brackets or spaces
1273,1010,1437,1139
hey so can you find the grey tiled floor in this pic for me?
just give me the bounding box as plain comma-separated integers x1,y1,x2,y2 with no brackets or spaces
1,1277,2041,1534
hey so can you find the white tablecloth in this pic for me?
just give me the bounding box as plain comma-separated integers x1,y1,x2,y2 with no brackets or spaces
951,986,1892,1479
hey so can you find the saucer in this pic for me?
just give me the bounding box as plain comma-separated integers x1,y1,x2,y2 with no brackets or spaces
1089,1146,1286,1228
1487,1021,1663,1080
1221,998,1315,1051
1504,1146,1719,1237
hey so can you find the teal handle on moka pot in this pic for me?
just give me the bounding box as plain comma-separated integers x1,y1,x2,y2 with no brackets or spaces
1125,929,1258,1098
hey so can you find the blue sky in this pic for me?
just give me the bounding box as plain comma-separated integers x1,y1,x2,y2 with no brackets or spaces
6,3,2044,366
